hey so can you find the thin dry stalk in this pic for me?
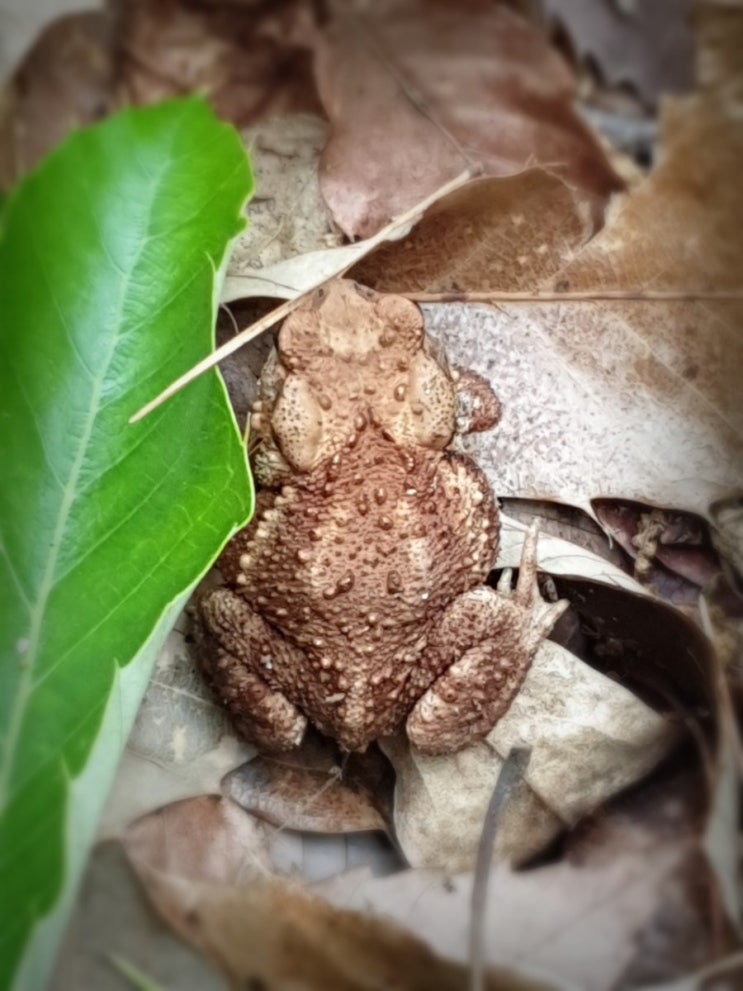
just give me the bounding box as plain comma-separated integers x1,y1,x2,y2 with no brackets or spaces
469,746,531,991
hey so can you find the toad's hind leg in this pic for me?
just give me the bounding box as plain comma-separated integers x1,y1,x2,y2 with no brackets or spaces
196,588,308,751
407,523,567,756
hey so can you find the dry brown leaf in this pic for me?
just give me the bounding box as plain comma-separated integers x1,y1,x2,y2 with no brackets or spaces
541,0,694,106
316,773,725,991
124,796,558,991
224,733,392,834
475,10,741,516
340,6,743,524
592,499,722,591
350,170,595,293
0,11,115,190
133,870,561,991
125,795,274,884
114,0,321,126
313,0,622,238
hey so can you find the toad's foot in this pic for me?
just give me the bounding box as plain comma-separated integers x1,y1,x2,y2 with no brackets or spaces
407,522,568,755
197,588,307,751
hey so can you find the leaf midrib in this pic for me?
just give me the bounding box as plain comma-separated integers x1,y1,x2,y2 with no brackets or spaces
0,156,171,811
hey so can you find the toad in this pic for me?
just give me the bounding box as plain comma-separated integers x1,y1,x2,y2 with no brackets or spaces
198,280,566,754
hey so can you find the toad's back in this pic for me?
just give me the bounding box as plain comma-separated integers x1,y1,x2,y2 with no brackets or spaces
238,426,498,662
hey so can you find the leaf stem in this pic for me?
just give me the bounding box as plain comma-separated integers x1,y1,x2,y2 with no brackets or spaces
130,168,476,423
403,289,743,303
469,745,531,991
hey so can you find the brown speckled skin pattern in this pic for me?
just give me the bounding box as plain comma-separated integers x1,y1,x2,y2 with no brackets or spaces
198,281,564,754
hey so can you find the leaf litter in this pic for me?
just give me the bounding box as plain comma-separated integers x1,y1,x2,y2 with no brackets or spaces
312,0,623,238
9,0,738,987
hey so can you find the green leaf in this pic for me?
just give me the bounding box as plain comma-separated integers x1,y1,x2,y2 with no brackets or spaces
0,97,254,988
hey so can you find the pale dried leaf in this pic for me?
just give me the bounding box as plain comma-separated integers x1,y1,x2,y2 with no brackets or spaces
382,734,562,870
385,636,678,870
99,621,254,838
315,831,708,991
423,282,740,518
230,115,342,277
488,641,679,822
222,240,383,302
498,513,652,594
124,798,554,991
314,0,621,238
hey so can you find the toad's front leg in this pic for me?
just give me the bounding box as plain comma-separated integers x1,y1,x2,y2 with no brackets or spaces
197,588,308,751
407,524,568,755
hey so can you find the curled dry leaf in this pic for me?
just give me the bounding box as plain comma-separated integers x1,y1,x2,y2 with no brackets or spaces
224,733,392,834
497,513,652,595
313,0,622,238
385,638,678,870
549,575,715,715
